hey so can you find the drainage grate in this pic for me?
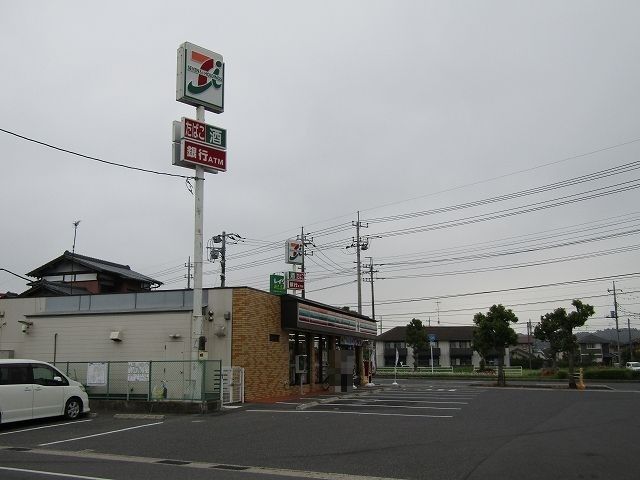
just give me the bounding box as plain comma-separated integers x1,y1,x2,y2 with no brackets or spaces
155,459,191,465
211,464,250,471
5,447,32,452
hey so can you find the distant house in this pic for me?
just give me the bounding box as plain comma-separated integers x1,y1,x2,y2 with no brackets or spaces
375,325,509,368
19,251,162,297
576,333,612,365
510,333,545,361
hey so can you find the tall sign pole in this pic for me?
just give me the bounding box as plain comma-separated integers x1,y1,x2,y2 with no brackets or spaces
192,106,206,362
356,211,362,314
174,42,226,380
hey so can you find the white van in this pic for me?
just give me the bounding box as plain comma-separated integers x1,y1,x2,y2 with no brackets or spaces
626,361,640,371
0,359,90,424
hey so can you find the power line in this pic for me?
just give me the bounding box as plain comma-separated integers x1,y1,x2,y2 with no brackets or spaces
379,244,640,281
0,128,191,179
365,161,640,224
368,179,640,240
373,211,640,264
360,137,640,214
342,272,640,307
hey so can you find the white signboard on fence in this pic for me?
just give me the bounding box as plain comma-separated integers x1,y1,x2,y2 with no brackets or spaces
86,362,107,386
127,362,150,382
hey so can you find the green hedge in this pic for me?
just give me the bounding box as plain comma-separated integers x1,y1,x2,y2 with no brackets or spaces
583,368,640,380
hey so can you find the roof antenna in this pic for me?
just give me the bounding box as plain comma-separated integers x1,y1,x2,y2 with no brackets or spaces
71,220,81,295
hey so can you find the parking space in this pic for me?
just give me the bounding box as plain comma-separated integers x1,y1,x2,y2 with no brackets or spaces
2,381,639,480
0,414,166,450
247,382,487,419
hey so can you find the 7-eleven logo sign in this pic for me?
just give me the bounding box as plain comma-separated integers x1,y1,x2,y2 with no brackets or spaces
187,50,223,94
177,42,224,113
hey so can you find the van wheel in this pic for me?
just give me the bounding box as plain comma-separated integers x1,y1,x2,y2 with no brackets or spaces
64,398,82,419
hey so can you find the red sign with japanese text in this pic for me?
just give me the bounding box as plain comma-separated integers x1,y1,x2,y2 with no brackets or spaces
287,272,305,282
180,139,227,172
288,280,304,290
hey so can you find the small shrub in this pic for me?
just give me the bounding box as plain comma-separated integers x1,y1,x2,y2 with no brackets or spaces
476,368,496,375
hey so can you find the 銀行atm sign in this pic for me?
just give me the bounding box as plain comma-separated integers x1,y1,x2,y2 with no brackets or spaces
180,140,226,172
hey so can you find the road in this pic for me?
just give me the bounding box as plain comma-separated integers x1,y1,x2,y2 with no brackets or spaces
1,379,639,479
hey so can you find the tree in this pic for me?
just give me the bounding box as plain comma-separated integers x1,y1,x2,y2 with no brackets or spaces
537,299,595,389
472,304,518,387
534,316,563,369
406,318,427,370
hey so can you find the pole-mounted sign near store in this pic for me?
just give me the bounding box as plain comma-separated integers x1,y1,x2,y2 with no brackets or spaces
172,42,226,373
285,239,304,265
172,118,227,173
270,274,286,295
176,42,224,113
287,271,304,290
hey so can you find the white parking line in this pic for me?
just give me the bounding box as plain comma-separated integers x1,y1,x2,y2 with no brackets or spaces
0,419,93,436
39,422,163,446
348,398,468,405
367,395,475,401
319,403,461,410
0,466,112,479
247,409,452,418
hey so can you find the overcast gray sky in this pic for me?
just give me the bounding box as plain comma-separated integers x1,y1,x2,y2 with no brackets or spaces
2,1,640,335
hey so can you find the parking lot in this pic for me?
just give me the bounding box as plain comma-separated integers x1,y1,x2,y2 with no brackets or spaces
1,379,639,479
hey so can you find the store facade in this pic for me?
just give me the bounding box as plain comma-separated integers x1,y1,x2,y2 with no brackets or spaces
0,287,376,403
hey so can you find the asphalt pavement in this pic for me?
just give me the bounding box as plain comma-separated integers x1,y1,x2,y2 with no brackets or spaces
1,378,639,480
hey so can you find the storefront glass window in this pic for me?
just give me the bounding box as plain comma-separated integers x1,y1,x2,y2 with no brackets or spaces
288,332,309,385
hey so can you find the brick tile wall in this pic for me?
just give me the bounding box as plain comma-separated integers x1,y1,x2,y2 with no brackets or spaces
231,288,291,401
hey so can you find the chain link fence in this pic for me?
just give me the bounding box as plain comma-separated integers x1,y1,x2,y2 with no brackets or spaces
54,360,222,402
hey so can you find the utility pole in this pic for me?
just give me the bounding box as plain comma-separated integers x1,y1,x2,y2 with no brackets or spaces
298,227,314,299
220,231,226,287
185,257,193,289
207,232,241,287
351,211,369,315
608,281,621,366
527,319,533,370
363,257,378,321
629,317,634,361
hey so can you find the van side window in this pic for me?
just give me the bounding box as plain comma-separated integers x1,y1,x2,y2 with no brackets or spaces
32,365,68,386
0,365,31,385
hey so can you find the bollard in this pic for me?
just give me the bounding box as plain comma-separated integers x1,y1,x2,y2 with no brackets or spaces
577,367,586,390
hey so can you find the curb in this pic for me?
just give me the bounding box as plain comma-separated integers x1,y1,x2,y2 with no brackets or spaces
113,414,166,420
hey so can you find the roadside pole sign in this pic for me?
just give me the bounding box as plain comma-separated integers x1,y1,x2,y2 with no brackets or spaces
179,139,227,172
172,120,226,173
176,42,224,114
285,239,304,265
427,333,437,373
270,274,286,295
287,271,304,290
181,117,226,150
287,272,305,282
288,279,304,290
